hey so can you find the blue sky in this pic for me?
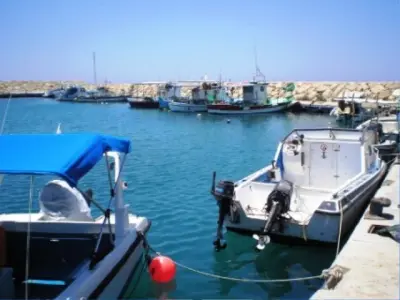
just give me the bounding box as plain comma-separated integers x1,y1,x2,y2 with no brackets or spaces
0,0,398,82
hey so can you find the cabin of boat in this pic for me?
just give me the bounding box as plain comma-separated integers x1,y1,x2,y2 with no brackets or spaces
58,86,87,101
158,82,183,109
356,114,400,161
0,134,150,299
212,126,386,248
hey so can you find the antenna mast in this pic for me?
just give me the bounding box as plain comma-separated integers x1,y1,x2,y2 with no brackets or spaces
253,46,265,82
92,52,97,86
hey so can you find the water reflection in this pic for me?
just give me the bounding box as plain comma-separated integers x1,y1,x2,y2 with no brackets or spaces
211,232,335,299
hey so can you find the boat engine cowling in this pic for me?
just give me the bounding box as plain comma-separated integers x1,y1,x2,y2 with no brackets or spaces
213,180,235,202
211,173,236,251
265,180,293,215
254,180,293,251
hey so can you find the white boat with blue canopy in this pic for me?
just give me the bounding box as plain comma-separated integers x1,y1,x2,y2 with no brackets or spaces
0,133,151,299
211,126,387,251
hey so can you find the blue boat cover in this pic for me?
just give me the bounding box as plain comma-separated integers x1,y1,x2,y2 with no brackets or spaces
0,133,131,186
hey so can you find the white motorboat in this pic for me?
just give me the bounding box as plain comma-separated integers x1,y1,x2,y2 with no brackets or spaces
211,126,387,251
0,133,151,299
58,86,127,103
43,87,66,99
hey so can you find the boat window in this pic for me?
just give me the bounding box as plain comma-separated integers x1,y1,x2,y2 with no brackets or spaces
260,86,265,92
243,86,254,93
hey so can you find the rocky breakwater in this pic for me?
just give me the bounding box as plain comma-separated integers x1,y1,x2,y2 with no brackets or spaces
1,81,400,102
128,81,400,101
274,81,400,101
0,81,133,96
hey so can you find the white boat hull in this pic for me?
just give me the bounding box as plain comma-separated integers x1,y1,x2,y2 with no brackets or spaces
225,166,385,243
169,101,207,112
212,127,388,245
59,96,127,103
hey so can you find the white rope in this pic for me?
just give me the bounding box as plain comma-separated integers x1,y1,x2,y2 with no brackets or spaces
336,199,344,258
25,176,34,300
150,249,323,283
173,259,323,283
0,94,11,134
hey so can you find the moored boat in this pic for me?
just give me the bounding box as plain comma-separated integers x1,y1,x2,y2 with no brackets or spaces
330,99,374,127
357,113,400,162
43,87,66,99
0,133,151,299
207,81,292,115
168,99,207,112
128,97,160,109
57,86,127,103
157,82,183,110
210,126,387,251
168,82,224,113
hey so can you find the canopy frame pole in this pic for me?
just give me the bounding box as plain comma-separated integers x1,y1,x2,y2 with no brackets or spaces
24,175,35,300
89,153,127,270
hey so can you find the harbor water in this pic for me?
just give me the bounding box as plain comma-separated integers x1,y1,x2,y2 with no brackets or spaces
0,98,338,299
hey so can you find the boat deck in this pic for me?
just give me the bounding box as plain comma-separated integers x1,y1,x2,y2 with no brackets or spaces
311,160,400,299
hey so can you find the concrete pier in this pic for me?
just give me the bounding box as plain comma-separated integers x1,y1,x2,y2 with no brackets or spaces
312,160,400,299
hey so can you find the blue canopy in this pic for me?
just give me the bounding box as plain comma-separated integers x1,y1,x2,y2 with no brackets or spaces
0,133,131,186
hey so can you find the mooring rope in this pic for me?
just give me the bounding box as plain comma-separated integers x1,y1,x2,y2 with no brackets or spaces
145,197,346,284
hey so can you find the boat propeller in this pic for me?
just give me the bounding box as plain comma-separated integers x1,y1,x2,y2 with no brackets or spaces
252,200,280,251
252,234,271,251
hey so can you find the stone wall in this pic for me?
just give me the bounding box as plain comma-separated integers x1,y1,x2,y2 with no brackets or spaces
1,81,399,101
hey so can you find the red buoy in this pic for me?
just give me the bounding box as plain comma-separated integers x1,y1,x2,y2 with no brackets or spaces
149,256,176,283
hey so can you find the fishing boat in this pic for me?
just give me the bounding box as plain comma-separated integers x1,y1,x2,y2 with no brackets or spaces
207,81,291,115
329,99,374,127
128,97,160,109
169,82,226,113
157,82,183,110
356,113,400,162
210,126,387,251
168,99,207,112
0,133,151,299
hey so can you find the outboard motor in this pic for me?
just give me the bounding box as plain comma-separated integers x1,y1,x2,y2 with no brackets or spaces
254,180,293,251
211,172,235,251
377,123,384,142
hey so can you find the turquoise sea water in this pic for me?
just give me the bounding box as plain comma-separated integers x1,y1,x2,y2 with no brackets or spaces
0,98,337,300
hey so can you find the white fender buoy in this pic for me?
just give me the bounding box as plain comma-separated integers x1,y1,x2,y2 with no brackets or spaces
226,119,231,124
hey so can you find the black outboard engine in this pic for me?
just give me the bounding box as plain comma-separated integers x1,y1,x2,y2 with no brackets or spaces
254,180,293,251
376,123,384,142
211,172,235,251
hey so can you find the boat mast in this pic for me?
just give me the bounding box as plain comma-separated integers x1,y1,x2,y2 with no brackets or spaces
253,46,265,82
92,51,97,87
